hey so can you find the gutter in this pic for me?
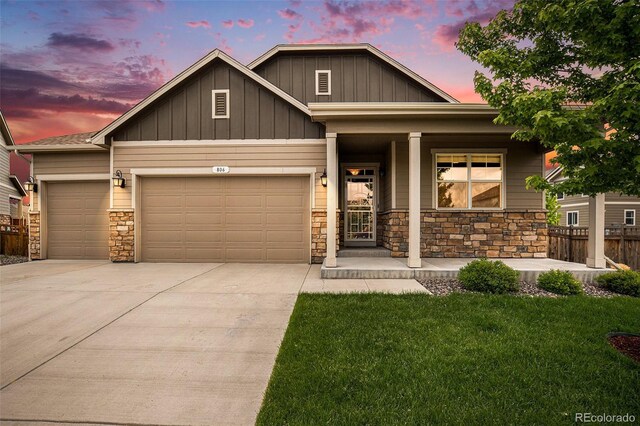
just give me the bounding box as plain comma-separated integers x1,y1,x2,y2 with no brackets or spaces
7,144,108,153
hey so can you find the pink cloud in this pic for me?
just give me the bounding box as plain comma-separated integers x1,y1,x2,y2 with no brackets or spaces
186,20,211,29
434,0,514,51
278,8,302,20
222,20,233,28
254,33,266,41
237,19,254,28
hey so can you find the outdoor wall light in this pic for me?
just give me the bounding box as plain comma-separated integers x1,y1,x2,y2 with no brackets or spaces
320,169,327,187
24,176,38,193
112,170,126,188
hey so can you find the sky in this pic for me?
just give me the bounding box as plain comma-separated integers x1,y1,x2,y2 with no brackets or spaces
0,0,519,179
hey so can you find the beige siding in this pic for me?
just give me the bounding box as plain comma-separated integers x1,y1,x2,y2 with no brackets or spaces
383,143,393,211
31,151,110,211
113,143,327,209
111,60,324,141
391,135,543,209
254,52,447,104
557,193,640,226
559,205,589,227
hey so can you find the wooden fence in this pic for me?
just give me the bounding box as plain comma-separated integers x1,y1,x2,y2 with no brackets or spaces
548,225,640,270
0,220,28,257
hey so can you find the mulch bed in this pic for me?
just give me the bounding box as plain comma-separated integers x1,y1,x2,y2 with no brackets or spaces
0,255,29,266
608,335,640,363
418,278,619,298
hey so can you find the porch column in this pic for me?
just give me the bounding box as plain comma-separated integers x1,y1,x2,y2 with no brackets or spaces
326,132,338,268
586,193,606,268
408,132,421,268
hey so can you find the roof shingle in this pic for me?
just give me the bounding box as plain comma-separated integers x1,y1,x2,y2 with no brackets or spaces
20,132,96,146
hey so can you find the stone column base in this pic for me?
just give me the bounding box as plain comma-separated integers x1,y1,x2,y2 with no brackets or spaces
109,209,134,262
311,209,341,264
29,211,41,259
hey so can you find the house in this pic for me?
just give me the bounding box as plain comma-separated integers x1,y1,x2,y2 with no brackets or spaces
0,112,28,230
10,44,548,264
546,166,638,227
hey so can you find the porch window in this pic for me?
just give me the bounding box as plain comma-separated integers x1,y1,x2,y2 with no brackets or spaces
436,153,503,209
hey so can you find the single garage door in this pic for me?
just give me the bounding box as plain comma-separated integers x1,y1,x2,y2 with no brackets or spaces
141,176,310,263
46,181,109,259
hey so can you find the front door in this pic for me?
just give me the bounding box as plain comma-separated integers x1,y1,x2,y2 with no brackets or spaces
344,167,376,247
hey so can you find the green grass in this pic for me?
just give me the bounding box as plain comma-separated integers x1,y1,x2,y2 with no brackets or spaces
257,294,640,425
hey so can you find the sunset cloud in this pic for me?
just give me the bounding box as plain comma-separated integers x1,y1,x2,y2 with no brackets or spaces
237,18,255,28
278,8,301,20
222,19,234,28
186,20,211,29
47,32,115,52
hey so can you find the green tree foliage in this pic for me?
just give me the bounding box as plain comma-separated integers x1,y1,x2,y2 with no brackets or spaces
457,0,640,197
545,191,561,225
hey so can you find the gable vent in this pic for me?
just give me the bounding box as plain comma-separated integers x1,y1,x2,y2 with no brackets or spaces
315,70,331,96
212,89,229,119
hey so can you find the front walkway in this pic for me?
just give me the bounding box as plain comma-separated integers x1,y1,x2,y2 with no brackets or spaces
321,257,611,282
301,265,429,294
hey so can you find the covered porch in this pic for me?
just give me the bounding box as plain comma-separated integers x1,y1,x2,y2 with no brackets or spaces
314,103,608,274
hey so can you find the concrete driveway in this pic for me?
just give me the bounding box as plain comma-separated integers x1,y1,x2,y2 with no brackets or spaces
0,260,309,425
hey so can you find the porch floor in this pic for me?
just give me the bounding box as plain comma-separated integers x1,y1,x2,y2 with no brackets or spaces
321,257,611,282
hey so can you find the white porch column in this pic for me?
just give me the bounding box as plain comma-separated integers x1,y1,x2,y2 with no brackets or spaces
325,132,338,268
586,193,606,268
408,132,421,268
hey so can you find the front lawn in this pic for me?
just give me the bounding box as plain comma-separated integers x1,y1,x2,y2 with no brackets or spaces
258,294,640,425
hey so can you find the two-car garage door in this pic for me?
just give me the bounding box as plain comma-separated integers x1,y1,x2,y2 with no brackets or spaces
140,176,310,263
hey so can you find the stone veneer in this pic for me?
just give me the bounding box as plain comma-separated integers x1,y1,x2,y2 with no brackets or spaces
0,214,11,226
29,211,41,259
109,210,134,262
311,209,341,264
380,209,548,258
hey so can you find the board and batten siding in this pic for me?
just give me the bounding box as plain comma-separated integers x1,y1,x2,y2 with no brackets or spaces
254,52,447,104
110,60,325,142
112,143,327,209
31,151,110,210
391,135,543,210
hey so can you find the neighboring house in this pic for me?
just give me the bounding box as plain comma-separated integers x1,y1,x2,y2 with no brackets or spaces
0,111,28,229
10,44,548,265
546,166,639,227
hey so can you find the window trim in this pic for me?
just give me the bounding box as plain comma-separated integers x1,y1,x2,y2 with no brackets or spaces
211,89,230,119
624,209,636,226
315,70,331,96
567,210,579,226
557,192,565,200
433,152,505,210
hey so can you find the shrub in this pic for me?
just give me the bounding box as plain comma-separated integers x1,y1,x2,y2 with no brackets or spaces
537,270,583,295
596,270,640,297
458,259,520,294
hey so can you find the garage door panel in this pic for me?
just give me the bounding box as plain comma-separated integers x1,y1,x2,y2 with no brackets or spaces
47,181,109,260
145,195,183,208
141,176,309,263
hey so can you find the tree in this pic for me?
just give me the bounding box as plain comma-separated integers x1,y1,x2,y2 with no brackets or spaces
545,191,561,225
456,0,640,197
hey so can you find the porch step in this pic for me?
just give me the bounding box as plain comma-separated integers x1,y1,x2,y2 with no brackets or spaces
337,247,392,258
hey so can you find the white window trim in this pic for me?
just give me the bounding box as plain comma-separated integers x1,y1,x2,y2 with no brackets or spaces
624,209,636,226
433,152,505,210
315,70,331,96
567,211,579,226
557,192,565,200
212,89,229,119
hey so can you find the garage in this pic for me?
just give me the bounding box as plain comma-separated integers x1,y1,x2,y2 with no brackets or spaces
140,176,310,263
46,181,110,259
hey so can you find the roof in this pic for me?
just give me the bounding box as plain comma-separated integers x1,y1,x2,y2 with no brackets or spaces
0,111,15,146
545,166,564,182
8,175,27,197
248,44,459,104
20,132,95,146
90,49,311,145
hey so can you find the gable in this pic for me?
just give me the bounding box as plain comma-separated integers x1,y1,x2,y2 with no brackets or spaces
111,58,324,141
252,50,451,104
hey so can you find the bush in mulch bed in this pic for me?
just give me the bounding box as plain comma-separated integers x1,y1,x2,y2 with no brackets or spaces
608,333,640,363
458,259,520,294
596,270,640,297
537,270,583,295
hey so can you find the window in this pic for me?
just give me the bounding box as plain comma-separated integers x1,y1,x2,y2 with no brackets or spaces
315,70,331,95
557,192,565,200
624,209,636,226
436,153,503,209
567,211,579,226
212,89,229,119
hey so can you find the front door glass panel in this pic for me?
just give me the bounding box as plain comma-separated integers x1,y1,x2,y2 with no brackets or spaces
345,169,375,242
